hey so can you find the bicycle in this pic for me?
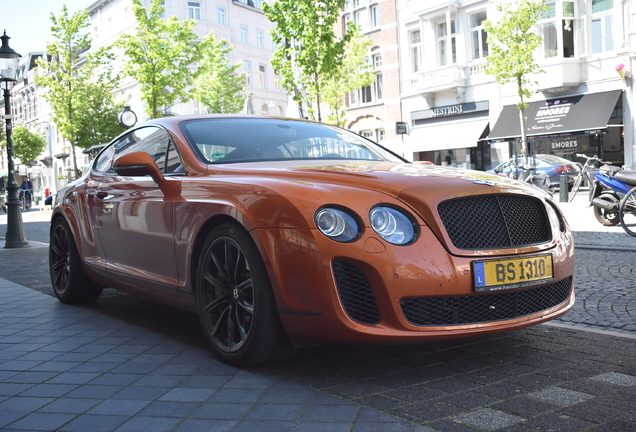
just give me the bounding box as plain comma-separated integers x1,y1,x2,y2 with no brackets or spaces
619,183,636,236
568,154,604,202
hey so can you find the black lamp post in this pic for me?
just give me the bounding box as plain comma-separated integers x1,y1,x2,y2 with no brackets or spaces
1,31,28,248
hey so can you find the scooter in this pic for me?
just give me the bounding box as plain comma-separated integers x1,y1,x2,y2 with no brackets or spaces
589,165,636,226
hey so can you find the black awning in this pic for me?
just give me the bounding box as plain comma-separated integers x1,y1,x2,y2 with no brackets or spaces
488,90,622,141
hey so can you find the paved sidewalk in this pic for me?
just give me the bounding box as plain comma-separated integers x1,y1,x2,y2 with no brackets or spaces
0,193,635,432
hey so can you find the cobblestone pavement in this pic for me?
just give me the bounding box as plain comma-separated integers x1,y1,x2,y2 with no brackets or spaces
0,197,635,432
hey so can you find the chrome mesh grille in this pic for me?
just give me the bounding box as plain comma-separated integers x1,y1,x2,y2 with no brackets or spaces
332,260,380,325
400,277,572,326
438,194,551,249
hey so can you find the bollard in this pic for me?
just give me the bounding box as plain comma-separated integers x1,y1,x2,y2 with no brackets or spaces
559,174,569,202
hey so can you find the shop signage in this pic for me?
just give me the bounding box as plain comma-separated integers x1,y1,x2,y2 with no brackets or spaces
432,105,463,117
551,139,578,150
396,122,408,134
411,101,489,123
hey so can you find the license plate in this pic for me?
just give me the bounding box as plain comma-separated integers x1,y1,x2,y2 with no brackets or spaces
473,254,554,292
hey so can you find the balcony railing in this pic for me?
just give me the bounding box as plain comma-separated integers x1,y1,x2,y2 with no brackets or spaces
403,63,492,96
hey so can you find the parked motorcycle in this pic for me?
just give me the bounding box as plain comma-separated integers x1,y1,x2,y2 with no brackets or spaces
589,163,636,226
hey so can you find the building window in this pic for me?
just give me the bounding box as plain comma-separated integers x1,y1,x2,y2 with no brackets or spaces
361,130,373,139
349,71,382,106
259,64,266,88
591,0,613,54
539,1,575,58
240,25,248,44
217,7,225,25
243,61,251,86
409,29,422,73
354,9,368,32
469,10,488,60
372,53,382,68
376,128,385,142
255,29,264,47
437,18,457,66
370,4,380,28
188,2,201,20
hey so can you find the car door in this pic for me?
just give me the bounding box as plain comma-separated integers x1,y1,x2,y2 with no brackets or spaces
88,126,184,297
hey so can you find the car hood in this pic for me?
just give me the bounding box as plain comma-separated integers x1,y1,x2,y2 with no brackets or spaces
260,161,542,197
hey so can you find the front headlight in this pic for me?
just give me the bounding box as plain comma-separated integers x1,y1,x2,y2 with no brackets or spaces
369,206,417,245
315,207,361,242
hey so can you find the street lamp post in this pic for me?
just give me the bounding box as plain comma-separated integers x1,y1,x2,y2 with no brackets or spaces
1,31,28,248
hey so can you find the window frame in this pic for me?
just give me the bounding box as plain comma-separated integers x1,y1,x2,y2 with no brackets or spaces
188,1,201,20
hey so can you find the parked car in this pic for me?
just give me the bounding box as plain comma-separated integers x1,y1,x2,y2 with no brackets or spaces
490,154,581,188
49,115,575,365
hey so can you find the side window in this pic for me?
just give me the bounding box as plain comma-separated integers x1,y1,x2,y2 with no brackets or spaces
93,142,117,173
93,126,182,175
165,141,184,174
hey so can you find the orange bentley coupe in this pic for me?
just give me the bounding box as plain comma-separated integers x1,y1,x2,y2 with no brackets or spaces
49,115,575,365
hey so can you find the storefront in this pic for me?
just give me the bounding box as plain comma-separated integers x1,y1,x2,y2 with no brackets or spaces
488,90,624,166
408,101,491,170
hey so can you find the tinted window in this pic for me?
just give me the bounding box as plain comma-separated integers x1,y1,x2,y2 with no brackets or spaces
93,126,182,175
179,118,404,164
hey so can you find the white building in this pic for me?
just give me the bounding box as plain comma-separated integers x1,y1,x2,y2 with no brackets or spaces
88,0,288,121
398,0,632,171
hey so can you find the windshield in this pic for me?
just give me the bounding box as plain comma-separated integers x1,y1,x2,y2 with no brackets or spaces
179,118,405,164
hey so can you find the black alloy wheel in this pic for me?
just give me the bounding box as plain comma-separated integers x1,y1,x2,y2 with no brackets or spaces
197,224,293,365
49,218,102,303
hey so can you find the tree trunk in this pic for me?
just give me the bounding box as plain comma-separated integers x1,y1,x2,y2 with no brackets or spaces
517,76,529,165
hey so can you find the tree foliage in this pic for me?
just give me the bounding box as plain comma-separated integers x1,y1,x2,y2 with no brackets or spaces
118,0,200,119
35,5,121,178
322,26,373,127
12,127,47,165
484,0,546,157
191,34,247,114
264,0,372,124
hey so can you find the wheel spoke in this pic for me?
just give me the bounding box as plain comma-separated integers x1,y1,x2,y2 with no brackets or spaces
203,270,231,291
203,292,231,314
209,303,232,336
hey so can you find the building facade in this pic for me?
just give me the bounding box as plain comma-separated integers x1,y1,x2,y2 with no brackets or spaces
397,0,633,171
88,0,288,121
340,0,405,156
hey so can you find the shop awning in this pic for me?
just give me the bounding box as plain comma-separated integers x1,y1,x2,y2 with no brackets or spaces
408,117,489,152
489,90,622,141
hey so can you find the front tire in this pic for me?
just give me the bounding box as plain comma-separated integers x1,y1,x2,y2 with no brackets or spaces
196,223,293,365
49,218,103,303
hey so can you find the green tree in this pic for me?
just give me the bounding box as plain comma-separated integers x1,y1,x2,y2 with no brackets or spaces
264,0,369,123
36,5,121,178
485,0,547,162
12,127,46,165
322,26,373,127
118,0,200,119
191,34,247,114
74,82,125,149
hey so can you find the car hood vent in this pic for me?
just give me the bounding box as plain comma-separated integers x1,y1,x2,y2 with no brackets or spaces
438,194,551,250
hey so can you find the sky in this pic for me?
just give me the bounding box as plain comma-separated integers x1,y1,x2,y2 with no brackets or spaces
2,0,94,56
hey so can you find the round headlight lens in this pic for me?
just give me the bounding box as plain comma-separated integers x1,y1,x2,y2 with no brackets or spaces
370,206,417,245
315,207,361,242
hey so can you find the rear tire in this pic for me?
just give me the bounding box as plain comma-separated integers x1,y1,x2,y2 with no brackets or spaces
49,218,103,303
196,223,294,365
619,186,636,237
594,206,620,226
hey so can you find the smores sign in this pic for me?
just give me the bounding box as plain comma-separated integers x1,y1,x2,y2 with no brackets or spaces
529,98,574,133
